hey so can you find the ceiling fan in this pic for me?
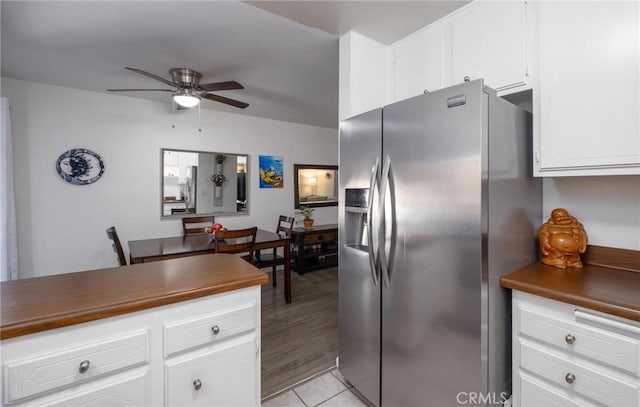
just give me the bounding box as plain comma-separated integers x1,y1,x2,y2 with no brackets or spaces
107,67,249,109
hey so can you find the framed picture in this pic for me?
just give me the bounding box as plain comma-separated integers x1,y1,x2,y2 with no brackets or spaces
294,164,338,208
259,155,283,188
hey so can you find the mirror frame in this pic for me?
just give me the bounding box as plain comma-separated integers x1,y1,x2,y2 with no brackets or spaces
293,164,339,209
161,148,249,218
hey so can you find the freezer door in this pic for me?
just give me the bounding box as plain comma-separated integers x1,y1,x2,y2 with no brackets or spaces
381,81,485,407
338,109,382,407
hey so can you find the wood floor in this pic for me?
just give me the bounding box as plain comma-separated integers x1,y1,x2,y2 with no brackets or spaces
261,266,338,399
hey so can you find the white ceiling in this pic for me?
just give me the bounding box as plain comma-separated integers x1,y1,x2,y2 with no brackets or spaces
247,1,469,45
1,1,468,129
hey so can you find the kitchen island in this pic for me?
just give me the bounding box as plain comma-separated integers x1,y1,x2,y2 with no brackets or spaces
1,254,268,406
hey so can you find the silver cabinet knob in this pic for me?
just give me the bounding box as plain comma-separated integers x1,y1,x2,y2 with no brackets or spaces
78,360,91,373
211,325,220,335
193,379,202,391
565,373,576,384
565,334,576,344
463,76,471,82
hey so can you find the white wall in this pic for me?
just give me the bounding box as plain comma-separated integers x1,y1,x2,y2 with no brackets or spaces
2,77,338,278
543,176,640,250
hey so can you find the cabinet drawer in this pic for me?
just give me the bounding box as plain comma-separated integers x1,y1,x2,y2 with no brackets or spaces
517,304,640,375
165,339,257,407
4,331,148,403
164,302,256,357
45,370,149,407
519,340,640,406
519,371,596,407
303,232,336,245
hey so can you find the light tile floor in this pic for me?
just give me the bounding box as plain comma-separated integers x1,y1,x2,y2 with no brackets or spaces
262,369,369,407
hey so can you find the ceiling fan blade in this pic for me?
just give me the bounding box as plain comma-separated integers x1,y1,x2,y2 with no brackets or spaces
199,81,244,92
125,67,175,87
106,88,174,92
201,93,249,109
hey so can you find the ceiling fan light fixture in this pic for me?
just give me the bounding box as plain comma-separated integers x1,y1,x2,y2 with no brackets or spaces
173,90,200,108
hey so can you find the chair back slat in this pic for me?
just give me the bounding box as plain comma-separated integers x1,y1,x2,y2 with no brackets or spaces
214,227,258,263
276,215,295,237
182,216,215,235
106,226,127,266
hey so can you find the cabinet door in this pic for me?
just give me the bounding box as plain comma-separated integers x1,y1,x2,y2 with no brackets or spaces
536,1,640,175
391,22,449,103
165,339,258,407
451,0,527,91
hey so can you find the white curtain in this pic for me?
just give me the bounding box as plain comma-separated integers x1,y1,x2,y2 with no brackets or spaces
1,97,18,281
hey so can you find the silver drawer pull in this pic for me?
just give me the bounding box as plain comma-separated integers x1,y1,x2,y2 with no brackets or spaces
78,360,91,373
565,373,576,384
211,325,220,335
565,334,576,344
193,379,202,391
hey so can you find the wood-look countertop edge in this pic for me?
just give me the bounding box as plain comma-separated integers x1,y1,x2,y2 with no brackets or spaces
1,254,269,340
1,273,268,340
500,277,640,322
501,257,640,323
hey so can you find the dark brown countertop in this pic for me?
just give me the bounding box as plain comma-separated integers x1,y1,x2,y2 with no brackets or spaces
1,254,268,340
501,261,640,322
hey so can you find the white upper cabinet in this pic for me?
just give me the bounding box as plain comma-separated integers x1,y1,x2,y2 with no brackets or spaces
389,0,529,105
535,1,640,176
391,23,449,104
451,0,528,92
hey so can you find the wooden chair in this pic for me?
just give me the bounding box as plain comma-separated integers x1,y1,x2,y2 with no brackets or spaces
106,226,127,266
182,216,215,235
214,227,258,263
254,215,294,287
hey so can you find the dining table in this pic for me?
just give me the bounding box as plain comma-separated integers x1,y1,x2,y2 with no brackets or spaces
128,228,292,303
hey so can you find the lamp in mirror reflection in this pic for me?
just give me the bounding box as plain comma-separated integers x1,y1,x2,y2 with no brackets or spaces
304,174,317,195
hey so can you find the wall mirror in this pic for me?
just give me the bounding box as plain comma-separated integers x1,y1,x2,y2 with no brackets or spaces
294,164,338,209
161,148,248,217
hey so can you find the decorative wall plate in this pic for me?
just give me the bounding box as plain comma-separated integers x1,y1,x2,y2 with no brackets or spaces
56,148,105,185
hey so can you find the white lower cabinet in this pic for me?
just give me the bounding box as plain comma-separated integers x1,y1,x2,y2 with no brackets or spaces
43,370,149,407
4,331,149,403
165,339,257,407
519,371,596,407
1,286,261,406
512,291,640,407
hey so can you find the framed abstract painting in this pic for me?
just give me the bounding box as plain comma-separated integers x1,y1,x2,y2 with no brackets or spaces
259,155,284,188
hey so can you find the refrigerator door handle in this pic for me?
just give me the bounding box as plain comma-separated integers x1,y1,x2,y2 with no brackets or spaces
367,157,380,286
378,155,396,289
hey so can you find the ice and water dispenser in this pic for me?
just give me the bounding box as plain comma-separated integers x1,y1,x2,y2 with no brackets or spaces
344,188,370,251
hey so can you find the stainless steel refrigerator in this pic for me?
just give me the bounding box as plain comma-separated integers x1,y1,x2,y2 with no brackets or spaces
338,80,541,407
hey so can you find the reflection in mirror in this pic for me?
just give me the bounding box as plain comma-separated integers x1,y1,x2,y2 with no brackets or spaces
294,164,338,209
162,148,248,217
